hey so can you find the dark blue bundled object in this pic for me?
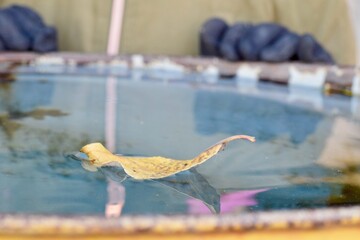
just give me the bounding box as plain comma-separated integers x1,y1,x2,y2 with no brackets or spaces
0,5,57,52
260,30,300,62
219,22,252,61
200,18,228,57
297,34,335,64
200,18,335,64
0,38,4,50
238,23,286,61
0,8,31,51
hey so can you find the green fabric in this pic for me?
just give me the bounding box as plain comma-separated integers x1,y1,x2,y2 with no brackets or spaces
121,0,355,65
121,0,275,57
0,0,111,52
273,0,355,65
0,0,356,65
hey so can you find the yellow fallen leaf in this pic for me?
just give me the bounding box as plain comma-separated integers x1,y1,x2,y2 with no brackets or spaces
80,135,255,180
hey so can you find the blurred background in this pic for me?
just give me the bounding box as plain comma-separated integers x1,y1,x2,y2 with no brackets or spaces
0,0,359,65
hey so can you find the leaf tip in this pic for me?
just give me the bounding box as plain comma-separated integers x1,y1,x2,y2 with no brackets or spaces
236,135,256,143
248,136,256,142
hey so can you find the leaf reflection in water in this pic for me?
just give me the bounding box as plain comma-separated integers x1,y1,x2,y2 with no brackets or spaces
67,152,220,213
156,169,220,213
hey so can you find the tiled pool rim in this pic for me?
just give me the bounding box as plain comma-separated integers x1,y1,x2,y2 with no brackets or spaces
0,206,360,236
0,52,358,96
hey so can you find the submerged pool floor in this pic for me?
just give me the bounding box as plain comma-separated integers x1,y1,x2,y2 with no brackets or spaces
0,74,359,216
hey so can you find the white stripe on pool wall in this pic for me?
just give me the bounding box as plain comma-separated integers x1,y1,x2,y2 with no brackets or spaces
288,66,326,89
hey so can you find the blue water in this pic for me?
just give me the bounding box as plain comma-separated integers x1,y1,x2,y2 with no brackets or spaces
0,73,359,216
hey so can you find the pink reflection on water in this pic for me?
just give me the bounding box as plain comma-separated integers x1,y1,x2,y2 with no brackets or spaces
187,189,268,214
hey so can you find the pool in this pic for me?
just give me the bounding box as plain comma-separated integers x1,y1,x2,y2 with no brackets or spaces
0,54,360,238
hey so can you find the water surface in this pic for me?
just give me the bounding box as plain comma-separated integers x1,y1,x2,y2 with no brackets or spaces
0,73,359,216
